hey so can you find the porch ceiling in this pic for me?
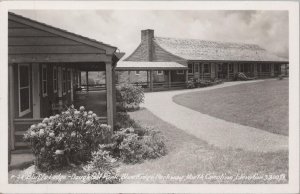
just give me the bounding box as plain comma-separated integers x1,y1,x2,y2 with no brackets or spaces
115,61,188,71
77,62,106,71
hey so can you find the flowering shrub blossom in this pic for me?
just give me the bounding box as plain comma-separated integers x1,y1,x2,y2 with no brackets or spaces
24,105,113,171
83,149,120,184
101,126,167,164
116,84,144,111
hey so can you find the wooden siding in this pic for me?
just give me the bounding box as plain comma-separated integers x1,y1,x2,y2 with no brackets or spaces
8,19,107,63
9,45,104,54
9,37,82,46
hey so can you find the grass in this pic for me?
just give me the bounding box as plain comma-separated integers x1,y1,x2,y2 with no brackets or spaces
9,108,288,184
173,79,288,136
118,108,288,184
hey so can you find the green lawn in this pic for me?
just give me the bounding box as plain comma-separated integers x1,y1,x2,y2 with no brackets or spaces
118,108,288,184
173,79,288,136
9,108,288,184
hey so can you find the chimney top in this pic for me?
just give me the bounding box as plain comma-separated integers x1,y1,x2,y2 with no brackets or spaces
141,29,154,41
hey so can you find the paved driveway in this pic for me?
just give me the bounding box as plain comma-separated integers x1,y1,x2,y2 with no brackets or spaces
141,81,288,152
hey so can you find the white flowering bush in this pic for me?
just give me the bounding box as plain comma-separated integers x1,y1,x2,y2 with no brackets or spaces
116,83,144,111
23,105,113,171
102,126,167,164
83,148,120,184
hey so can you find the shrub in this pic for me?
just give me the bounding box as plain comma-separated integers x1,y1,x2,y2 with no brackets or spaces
104,126,167,164
23,105,113,171
186,79,195,89
83,148,120,184
115,112,138,131
116,83,144,111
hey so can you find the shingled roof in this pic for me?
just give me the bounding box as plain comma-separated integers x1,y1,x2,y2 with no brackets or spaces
116,61,188,70
154,37,288,62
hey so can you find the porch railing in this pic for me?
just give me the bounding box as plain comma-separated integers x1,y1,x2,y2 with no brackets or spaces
80,84,106,91
117,81,186,91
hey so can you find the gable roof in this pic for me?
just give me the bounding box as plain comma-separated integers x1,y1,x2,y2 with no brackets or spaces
154,37,288,62
9,12,117,55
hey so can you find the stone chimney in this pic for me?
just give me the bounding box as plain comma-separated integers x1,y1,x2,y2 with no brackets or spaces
141,29,154,61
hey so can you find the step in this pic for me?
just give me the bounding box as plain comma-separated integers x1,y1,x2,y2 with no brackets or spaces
14,118,43,125
15,142,30,150
11,149,32,154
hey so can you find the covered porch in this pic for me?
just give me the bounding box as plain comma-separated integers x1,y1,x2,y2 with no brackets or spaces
187,61,289,81
116,61,189,92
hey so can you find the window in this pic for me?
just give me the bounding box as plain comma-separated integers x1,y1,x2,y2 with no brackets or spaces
62,68,67,95
18,64,31,116
135,71,140,75
42,65,47,97
203,63,210,73
218,64,222,71
53,66,58,93
157,70,163,75
177,70,184,74
261,64,270,72
67,69,71,93
194,63,199,73
274,64,280,72
188,63,193,74
229,64,233,72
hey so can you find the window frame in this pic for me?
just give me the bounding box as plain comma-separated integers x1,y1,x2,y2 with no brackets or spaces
42,64,48,97
188,63,193,74
18,64,31,117
229,63,233,72
53,65,58,93
157,70,163,75
194,63,199,73
177,70,184,74
203,63,210,74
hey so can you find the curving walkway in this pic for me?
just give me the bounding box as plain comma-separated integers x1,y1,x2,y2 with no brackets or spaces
141,80,288,153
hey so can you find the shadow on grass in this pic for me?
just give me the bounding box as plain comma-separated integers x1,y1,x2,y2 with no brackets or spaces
118,108,288,184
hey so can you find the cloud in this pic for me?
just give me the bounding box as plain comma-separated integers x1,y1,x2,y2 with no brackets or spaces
12,10,288,59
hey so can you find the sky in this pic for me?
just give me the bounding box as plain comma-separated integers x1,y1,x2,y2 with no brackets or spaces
12,10,289,59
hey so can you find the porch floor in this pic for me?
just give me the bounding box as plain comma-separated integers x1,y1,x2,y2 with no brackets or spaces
74,90,107,117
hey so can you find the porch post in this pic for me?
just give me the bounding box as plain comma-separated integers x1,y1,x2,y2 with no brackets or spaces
78,71,81,87
86,71,89,92
254,63,258,77
210,63,215,79
168,70,171,88
32,63,40,118
270,63,274,77
106,62,115,127
285,64,288,76
70,69,74,102
57,66,63,108
185,69,188,82
233,63,238,74
146,71,149,88
8,64,15,151
201,63,204,80
227,63,229,80
150,70,153,92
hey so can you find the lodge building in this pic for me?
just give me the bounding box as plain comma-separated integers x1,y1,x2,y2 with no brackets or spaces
116,29,289,91
8,12,123,152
